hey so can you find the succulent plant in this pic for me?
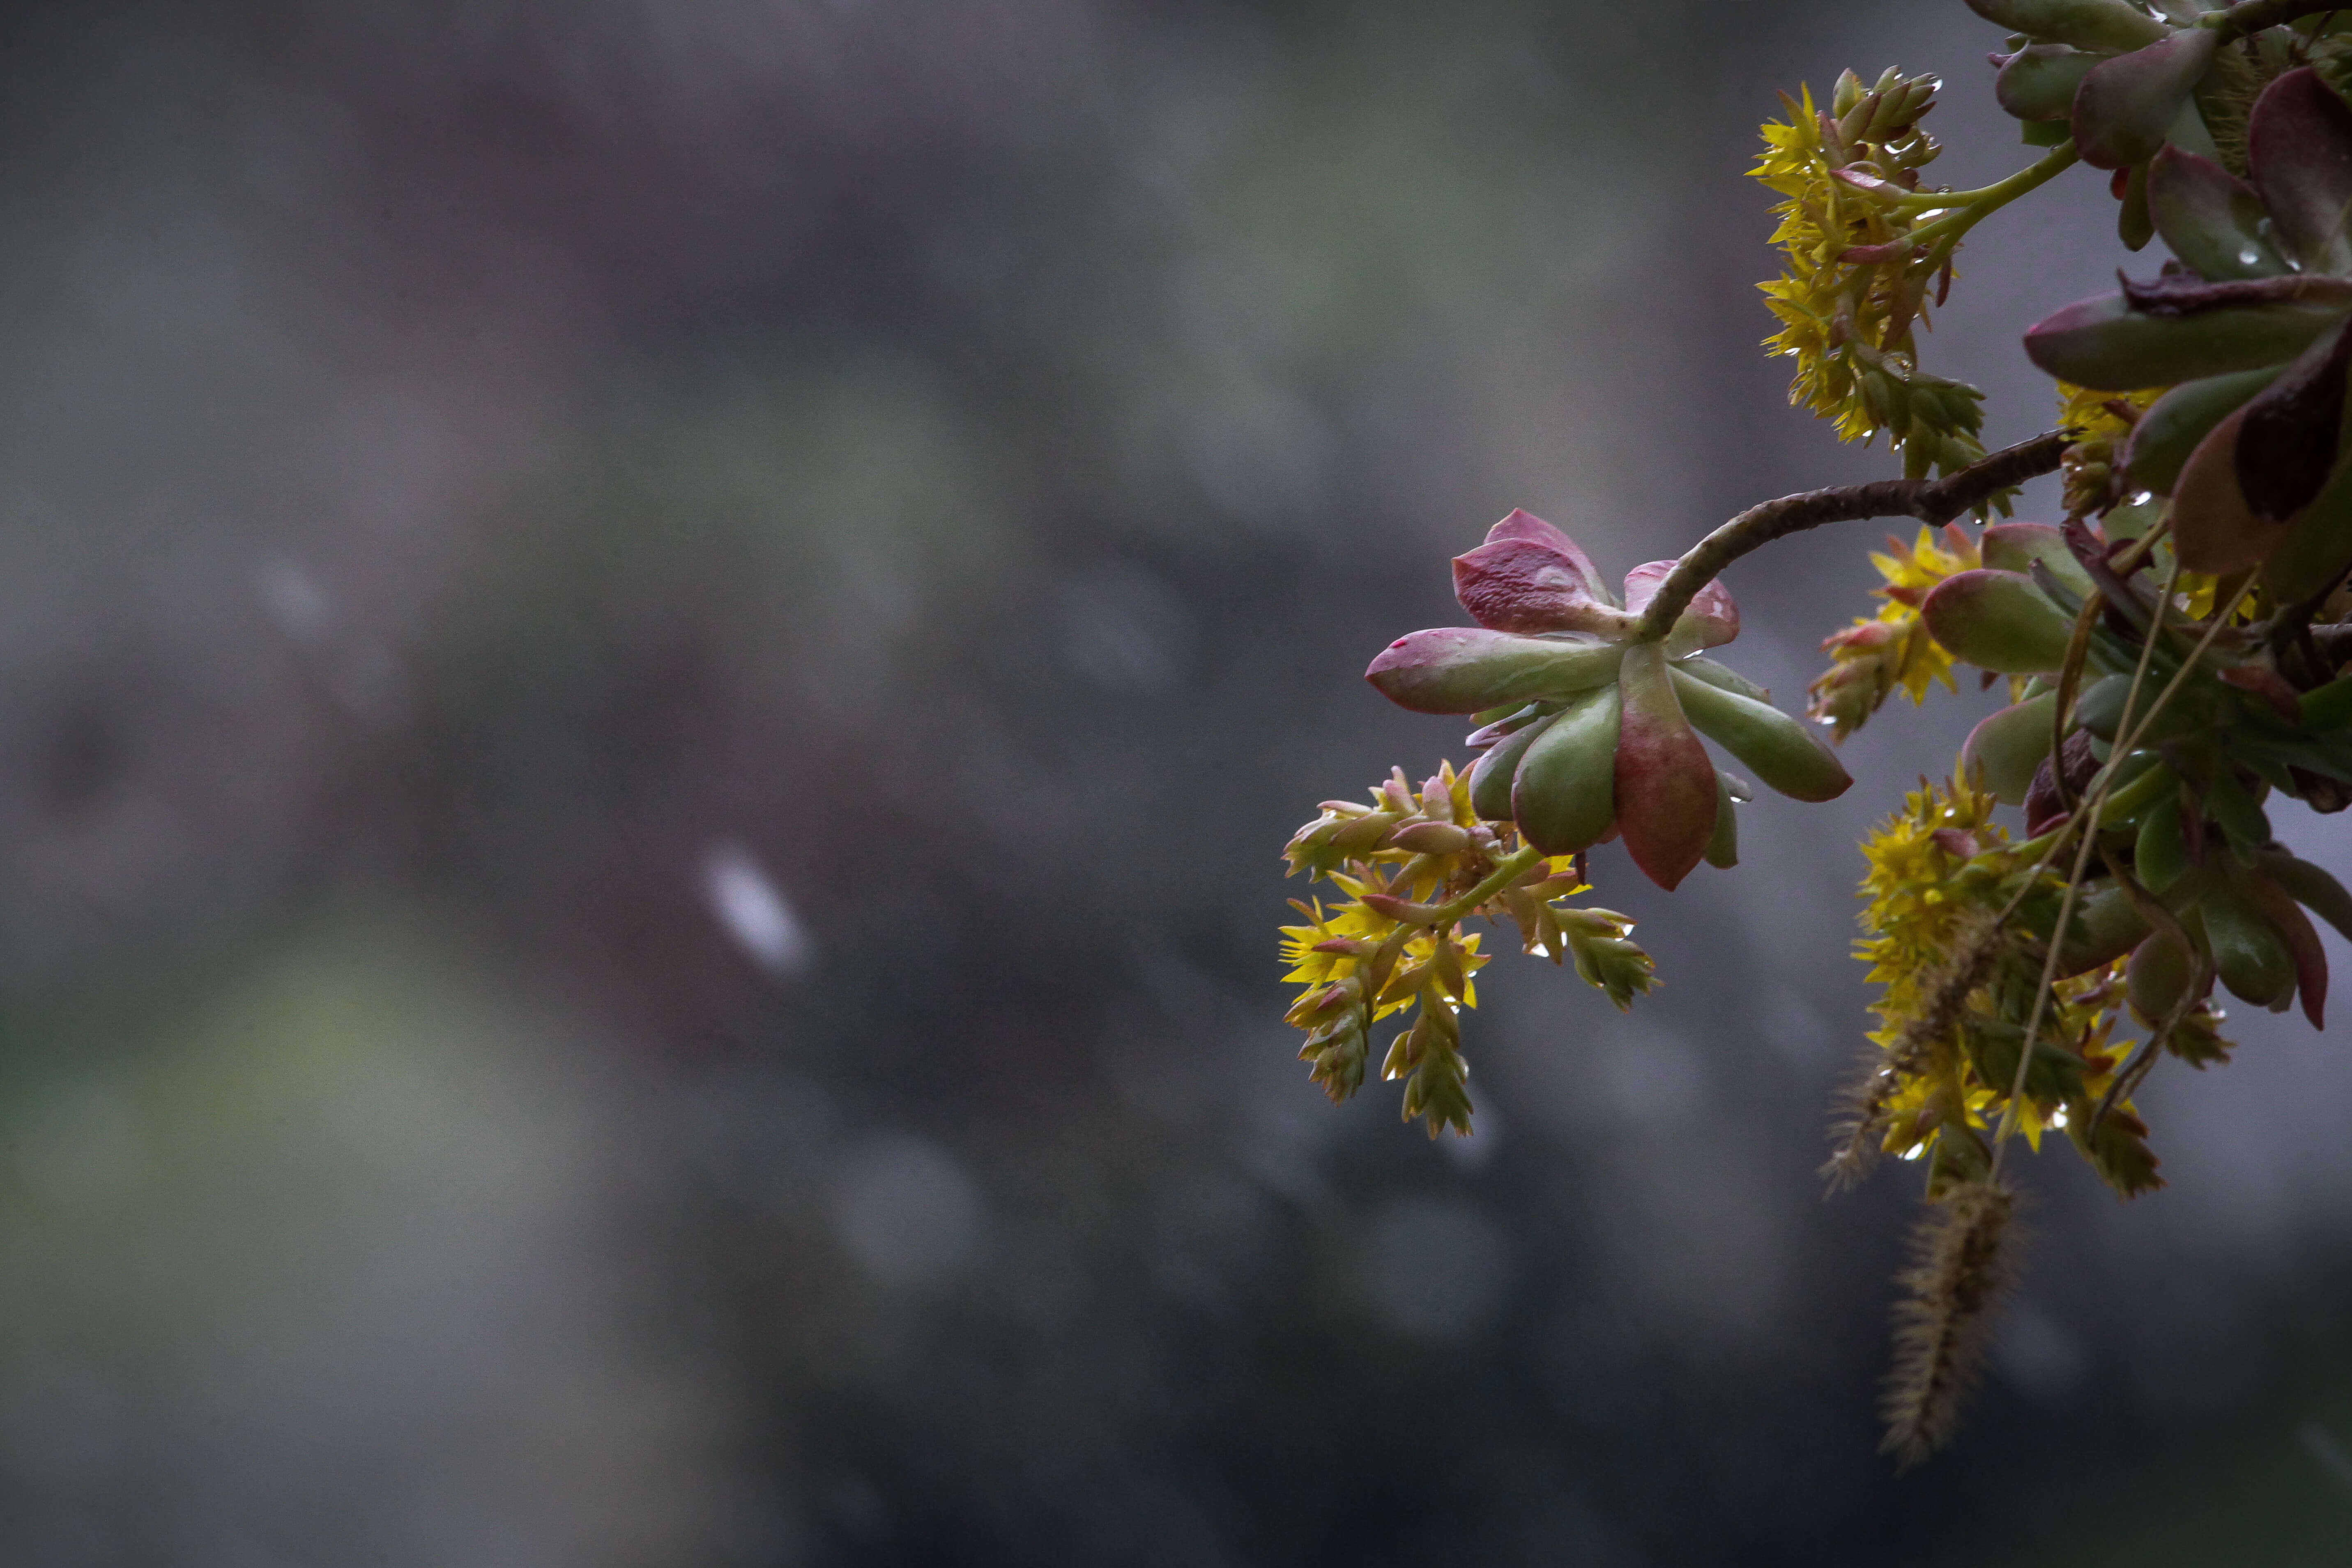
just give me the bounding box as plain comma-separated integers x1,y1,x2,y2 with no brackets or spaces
1366,509,1848,889
1278,2,2352,1467
2025,67,2352,595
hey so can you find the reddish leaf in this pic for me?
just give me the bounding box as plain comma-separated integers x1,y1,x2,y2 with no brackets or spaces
1611,643,1717,891
2247,67,2352,274
1621,561,1739,651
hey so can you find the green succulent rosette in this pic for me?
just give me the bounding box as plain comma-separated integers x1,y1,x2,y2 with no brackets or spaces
1365,510,1851,891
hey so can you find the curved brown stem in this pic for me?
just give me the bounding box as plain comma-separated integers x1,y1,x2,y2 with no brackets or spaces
1629,431,2070,643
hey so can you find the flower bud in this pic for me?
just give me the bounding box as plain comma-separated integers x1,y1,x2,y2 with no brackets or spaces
1358,892,1445,927
1919,569,2075,674
1830,67,1867,121
1387,819,1471,855
1328,810,1406,854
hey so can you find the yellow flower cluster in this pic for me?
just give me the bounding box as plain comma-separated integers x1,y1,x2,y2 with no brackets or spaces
1807,524,1981,740
1848,771,2171,1196
2055,380,2166,517
1753,70,1985,477
1855,769,2014,1057
1756,84,1916,443
1278,761,1655,1135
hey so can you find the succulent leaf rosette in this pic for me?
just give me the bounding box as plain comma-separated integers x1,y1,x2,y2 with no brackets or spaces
2022,66,2352,595
1277,2,2352,1466
1365,510,1849,890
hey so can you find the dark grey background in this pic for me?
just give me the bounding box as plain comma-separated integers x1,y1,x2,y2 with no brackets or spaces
0,1,2348,1562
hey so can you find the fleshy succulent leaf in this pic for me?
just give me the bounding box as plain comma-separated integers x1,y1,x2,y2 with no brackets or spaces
1666,665,1852,801
1622,561,1738,654
2122,367,2282,493
1965,0,2167,53
2247,67,2352,276
2236,320,2352,523
2071,27,2218,172
1997,43,2108,122
1366,629,1628,714
1961,692,2057,806
2023,290,2345,389
1919,569,2076,673
1482,509,1611,599
1454,531,1626,636
2148,146,2290,281
2172,404,2296,573
1510,685,1621,854
1612,642,1717,891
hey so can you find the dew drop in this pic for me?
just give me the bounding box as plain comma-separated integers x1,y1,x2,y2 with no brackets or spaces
2238,246,2261,267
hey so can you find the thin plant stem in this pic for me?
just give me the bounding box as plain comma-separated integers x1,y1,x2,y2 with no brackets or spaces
1433,843,1544,925
1988,565,2241,1173
1896,143,2079,252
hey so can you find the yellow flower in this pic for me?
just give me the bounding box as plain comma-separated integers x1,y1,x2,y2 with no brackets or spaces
1752,72,1984,477
2055,380,2166,516
1807,525,1981,739
1855,768,2011,1042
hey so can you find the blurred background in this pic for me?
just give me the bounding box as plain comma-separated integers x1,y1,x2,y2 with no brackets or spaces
4,0,2352,1561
